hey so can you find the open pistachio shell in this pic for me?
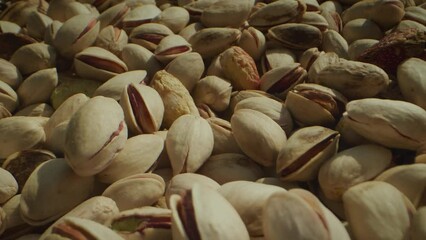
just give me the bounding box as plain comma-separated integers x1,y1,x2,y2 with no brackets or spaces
17,68,58,108
0,168,18,204
154,34,192,64
129,23,174,51
260,63,307,98
189,27,241,59
26,11,52,41
64,96,128,176
1,194,27,237
237,26,266,61
261,47,296,74
97,2,130,30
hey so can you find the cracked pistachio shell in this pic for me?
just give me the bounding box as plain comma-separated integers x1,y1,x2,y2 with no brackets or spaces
154,34,192,64
0,116,47,159
121,5,161,33
0,80,19,113
347,39,379,60
97,2,130,30
120,83,164,134
0,58,22,89
10,42,57,76
166,114,214,175
47,217,124,240
97,134,164,184
20,158,94,226
285,83,348,127
344,98,426,150
200,0,254,28
95,25,128,56
221,46,260,90
121,44,161,78
300,12,328,31
0,105,11,120
74,46,128,83
197,153,264,184
39,196,119,239
248,0,306,29
375,164,426,208
165,52,204,92
268,23,322,50
182,0,217,19
153,6,190,33
237,27,266,61
343,181,415,240
0,168,18,204
397,58,426,110
207,117,242,154
26,11,52,41
150,70,199,128
193,75,232,112
53,14,100,59
261,47,296,74
189,27,241,59
263,189,350,240
102,173,165,211
260,63,307,98
277,126,339,181
342,18,383,44
218,181,286,237
234,96,293,135
170,183,250,240
322,29,349,59
17,68,58,108
94,70,147,101
299,47,324,71
308,51,339,81
64,96,128,177
129,23,174,51
14,103,54,117
231,109,287,167
411,207,426,240
319,144,392,201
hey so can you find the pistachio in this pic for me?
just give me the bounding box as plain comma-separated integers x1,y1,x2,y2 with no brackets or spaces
237,26,266,61
347,39,379,60
0,58,22,90
97,2,130,30
95,25,128,56
121,43,162,78
129,23,174,51
397,58,426,109
411,207,426,240
10,42,57,76
268,23,322,50
300,12,329,31
26,11,52,41
0,167,18,204
0,80,19,113
193,75,232,112
322,29,349,59
14,103,54,117
165,52,204,92
260,63,307,98
43,20,62,46
153,6,190,33
0,20,21,34
154,34,192,64
200,0,253,28
206,117,242,154
178,22,204,41
189,27,241,59
121,4,162,33
342,18,383,44
261,47,296,73
17,68,58,108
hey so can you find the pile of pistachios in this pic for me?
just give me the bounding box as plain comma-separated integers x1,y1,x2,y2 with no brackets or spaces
0,0,425,239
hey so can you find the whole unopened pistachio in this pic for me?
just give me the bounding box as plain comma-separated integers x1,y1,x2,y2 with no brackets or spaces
165,52,204,92
193,75,232,112
231,109,287,167
121,44,162,78
347,39,379,60
0,58,22,89
1,194,27,237
0,80,19,113
153,6,190,33
411,207,426,240
0,167,18,204
10,42,57,76
179,22,204,41
322,29,349,59
64,96,128,176
342,18,383,44
44,20,62,46
200,0,253,28
397,58,426,109
189,27,241,59
26,11,52,41
17,68,58,108
268,23,323,50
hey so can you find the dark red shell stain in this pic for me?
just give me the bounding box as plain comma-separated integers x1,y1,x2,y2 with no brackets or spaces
157,46,190,56
77,55,126,73
74,18,98,44
178,191,201,240
127,84,154,132
267,67,305,94
133,33,165,45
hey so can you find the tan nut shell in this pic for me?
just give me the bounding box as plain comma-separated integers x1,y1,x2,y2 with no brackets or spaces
121,44,162,78
17,68,58,108
0,80,19,113
0,168,18,204
200,0,254,28
193,75,232,112
0,58,22,89
94,70,147,101
14,103,54,117
10,42,57,76
165,52,205,92
397,58,426,110
189,27,241,59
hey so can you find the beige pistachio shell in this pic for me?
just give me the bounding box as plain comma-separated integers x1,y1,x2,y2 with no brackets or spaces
0,20,21,34
121,4,161,33
189,27,241,59
200,0,253,28
335,114,371,147
153,130,172,169
411,207,426,240
178,22,204,41
342,18,383,44
64,96,128,176
397,58,426,110
94,70,147,101
277,126,340,181
0,168,18,204
237,27,266,61
170,183,250,240
260,63,307,98
343,181,414,240
166,114,214,175
120,83,164,134
234,96,293,135
231,109,287,167
308,51,340,81
0,105,11,119
394,19,426,32
74,46,128,82
0,58,22,89
97,134,164,184
17,68,58,108
102,173,165,211
197,153,264,184
322,29,349,59
153,6,190,33
207,117,242,155
0,206,5,235
1,194,26,234
150,70,199,128
14,103,54,117
256,177,302,190
10,42,57,76
20,158,94,226
218,181,286,237
0,116,47,159
129,23,174,51
268,23,322,50
26,11,52,41
261,47,296,74
53,14,100,58
375,164,426,208
165,52,204,92
95,25,128,56
97,2,130,30
121,44,162,78
299,47,324,71
319,144,392,201
344,98,426,150
300,12,328,31
347,39,379,60
193,75,232,112
0,80,19,113
154,34,192,64
44,20,63,46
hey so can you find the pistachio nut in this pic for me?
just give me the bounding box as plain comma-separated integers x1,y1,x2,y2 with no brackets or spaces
300,12,329,32
129,23,174,51
285,83,347,127
200,0,253,28
193,75,232,112
20,158,94,226
237,26,266,61
342,18,383,44
1,194,28,237
261,47,296,74
17,68,58,108
153,6,190,33
189,27,241,59
206,117,242,154
102,173,165,211
0,20,21,34
97,134,164,184
150,70,199,128
411,207,426,240
397,58,426,109
166,114,214,175
183,0,217,20
218,181,286,237
165,52,204,92
268,23,322,50
95,25,128,56
0,58,22,89
347,39,379,60
14,103,54,117
231,109,287,167
154,34,192,64
322,29,349,59
10,42,57,76
393,20,426,32
0,80,19,113
0,32,37,60
121,43,162,78
321,10,343,33
169,183,250,240
0,105,11,120
404,6,426,25
277,126,339,181
197,153,264,184
206,54,226,79
229,89,282,115
26,11,52,41
343,181,415,240
256,177,302,190
97,2,130,30
260,63,307,98
0,116,47,159
0,0,47,27
178,22,204,41
0,167,18,204
64,96,128,176
74,46,128,82
121,4,162,33
319,144,392,201
43,20,62,46
335,114,371,147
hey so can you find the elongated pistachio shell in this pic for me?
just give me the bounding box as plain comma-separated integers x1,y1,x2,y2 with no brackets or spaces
237,27,266,61
179,22,204,41
200,0,254,28
97,134,164,184
44,20,62,46
206,117,242,154
95,25,128,56
411,207,426,240
64,96,128,177
342,18,383,44
153,6,190,33
0,58,22,89
0,20,21,34
165,52,205,92
97,2,130,30
0,168,18,204
14,103,54,117
189,27,241,59
193,75,232,112
277,126,339,181
170,183,250,240
344,98,426,150
10,42,57,76
397,58,426,110
102,173,165,211
343,181,414,240
268,23,322,50
166,114,214,175
0,80,19,113
0,116,47,159
262,47,296,73
121,44,161,78
94,70,147,101
260,63,307,98
1,194,25,235
154,34,192,64
322,29,349,59
129,23,174,51
17,68,58,108
20,158,94,226
231,109,287,167
319,144,392,200
348,39,379,60
121,5,161,33
26,11,52,40
150,70,199,128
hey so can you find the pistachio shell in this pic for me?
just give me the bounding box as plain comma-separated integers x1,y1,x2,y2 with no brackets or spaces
193,75,232,112
0,80,19,113
154,6,190,33
0,58,22,89
121,44,162,78
261,47,296,73
1,195,26,235
322,29,349,59
129,23,174,51
260,63,307,98
200,0,253,28
237,27,266,61
121,4,161,33
95,25,128,56
268,23,322,50
14,103,54,117
411,207,426,240
347,39,379,60
189,27,241,59
397,58,426,110
154,34,192,64
26,11,52,40
165,52,204,92
206,117,242,154
17,68,58,108
0,168,18,204
342,18,383,44
97,3,130,30
10,43,57,76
